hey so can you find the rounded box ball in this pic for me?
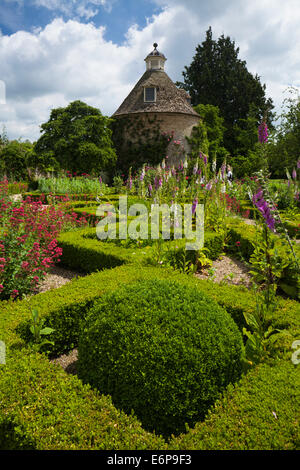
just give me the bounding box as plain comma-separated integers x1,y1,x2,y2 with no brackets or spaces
77,279,245,437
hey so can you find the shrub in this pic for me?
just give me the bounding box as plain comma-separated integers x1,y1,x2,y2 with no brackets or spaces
168,360,300,450
0,350,165,450
77,279,245,438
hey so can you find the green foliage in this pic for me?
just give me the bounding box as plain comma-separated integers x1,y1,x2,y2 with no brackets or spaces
1,264,299,448
111,115,169,174
34,101,117,175
36,176,110,196
57,225,225,275
228,218,300,299
77,279,245,438
112,175,125,193
192,103,227,166
0,350,165,450
0,140,33,180
168,360,300,450
178,27,274,157
268,87,300,178
29,309,55,353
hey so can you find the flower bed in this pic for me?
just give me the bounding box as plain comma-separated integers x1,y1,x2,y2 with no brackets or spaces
0,180,88,300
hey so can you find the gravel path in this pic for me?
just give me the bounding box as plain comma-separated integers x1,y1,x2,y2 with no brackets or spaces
36,265,84,294
195,254,253,288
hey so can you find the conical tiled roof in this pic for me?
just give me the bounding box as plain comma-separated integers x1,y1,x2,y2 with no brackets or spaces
113,69,199,117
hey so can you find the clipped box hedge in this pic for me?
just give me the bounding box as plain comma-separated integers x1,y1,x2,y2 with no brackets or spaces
57,227,225,274
1,264,299,449
168,360,300,450
77,279,245,438
0,350,165,450
2,265,299,361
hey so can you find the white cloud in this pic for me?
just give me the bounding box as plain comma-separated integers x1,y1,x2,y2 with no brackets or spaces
0,1,300,140
32,0,113,18
0,18,137,140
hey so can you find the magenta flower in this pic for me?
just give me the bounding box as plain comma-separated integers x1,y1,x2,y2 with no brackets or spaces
253,189,276,232
292,168,297,180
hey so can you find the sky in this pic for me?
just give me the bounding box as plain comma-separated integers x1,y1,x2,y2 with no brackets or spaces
0,0,300,142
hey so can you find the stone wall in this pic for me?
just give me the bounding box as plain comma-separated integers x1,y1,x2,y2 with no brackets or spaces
154,112,201,166
116,111,201,168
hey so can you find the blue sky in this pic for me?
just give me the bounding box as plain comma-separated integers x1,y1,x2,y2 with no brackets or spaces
0,0,163,43
0,0,300,141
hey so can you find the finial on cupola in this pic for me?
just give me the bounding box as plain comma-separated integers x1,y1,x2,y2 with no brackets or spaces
144,43,167,71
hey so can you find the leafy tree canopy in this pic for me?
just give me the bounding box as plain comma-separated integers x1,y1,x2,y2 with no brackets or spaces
177,27,274,156
34,100,117,175
192,103,228,167
267,87,300,178
0,139,33,180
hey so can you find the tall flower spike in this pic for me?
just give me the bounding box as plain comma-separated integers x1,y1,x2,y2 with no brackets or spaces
258,121,268,144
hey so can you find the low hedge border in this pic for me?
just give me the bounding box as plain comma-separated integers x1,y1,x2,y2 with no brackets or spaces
1,265,299,449
168,360,300,450
0,349,166,450
1,265,299,360
57,227,225,274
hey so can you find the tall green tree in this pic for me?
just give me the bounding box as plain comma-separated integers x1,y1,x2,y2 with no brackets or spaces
194,103,227,166
34,100,117,175
187,103,227,169
267,87,300,178
178,27,274,156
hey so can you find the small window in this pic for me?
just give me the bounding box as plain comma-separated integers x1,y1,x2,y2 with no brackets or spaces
144,87,156,102
151,59,159,69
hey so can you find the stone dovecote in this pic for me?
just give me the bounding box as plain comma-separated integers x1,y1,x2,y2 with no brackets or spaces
112,43,201,167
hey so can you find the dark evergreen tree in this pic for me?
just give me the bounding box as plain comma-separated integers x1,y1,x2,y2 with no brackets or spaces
177,27,274,157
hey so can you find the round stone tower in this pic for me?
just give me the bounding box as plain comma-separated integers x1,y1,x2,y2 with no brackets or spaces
112,43,201,167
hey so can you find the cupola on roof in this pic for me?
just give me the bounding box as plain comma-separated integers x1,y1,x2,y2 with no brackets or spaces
145,43,166,59
144,43,167,71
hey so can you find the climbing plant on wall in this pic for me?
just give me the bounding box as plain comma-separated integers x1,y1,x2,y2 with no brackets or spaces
110,114,170,175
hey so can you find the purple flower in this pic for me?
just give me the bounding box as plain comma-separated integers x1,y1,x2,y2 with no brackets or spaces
192,197,198,215
258,121,268,144
297,159,300,169
148,184,152,195
292,168,297,180
205,182,212,191
99,176,102,184
253,189,276,232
